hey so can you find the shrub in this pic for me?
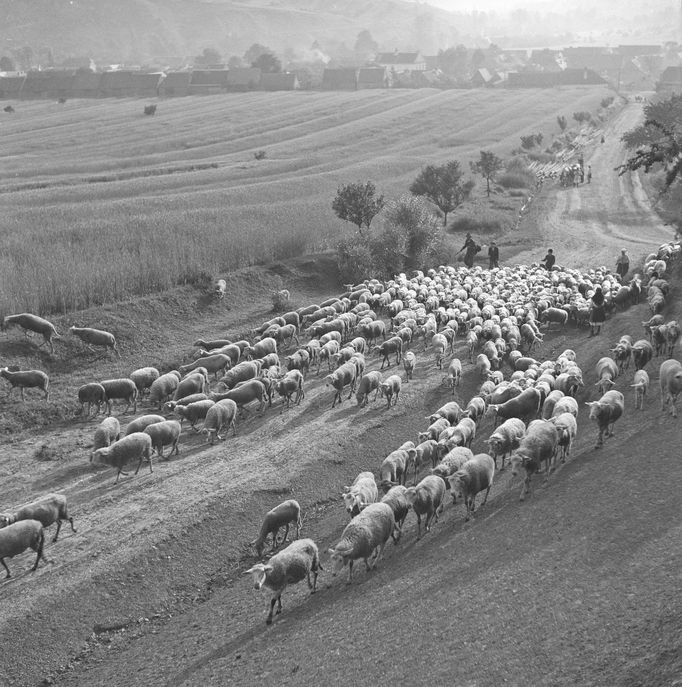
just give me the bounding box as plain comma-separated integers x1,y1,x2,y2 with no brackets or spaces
254,150,267,160
527,151,554,163
573,111,591,124
557,115,567,131
520,134,537,150
143,104,157,116
498,172,534,189
600,96,614,108
336,235,375,284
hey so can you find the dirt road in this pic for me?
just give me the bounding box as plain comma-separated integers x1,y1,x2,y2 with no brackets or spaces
1,99,681,687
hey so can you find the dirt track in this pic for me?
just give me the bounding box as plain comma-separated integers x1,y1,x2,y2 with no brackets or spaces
1,99,681,687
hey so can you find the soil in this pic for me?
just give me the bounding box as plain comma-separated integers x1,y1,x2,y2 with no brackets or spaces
1,99,681,687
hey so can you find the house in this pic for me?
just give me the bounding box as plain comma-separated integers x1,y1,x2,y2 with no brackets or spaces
657,66,682,94
71,70,102,98
618,45,661,59
357,67,389,89
99,71,136,97
130,72,163,97
321,68,358,90
423,55,439,71
529,49,563,71
472,68,499,87
21,70,75,99
375,51,426,73
157,72,191,97
188,70,230,95
225,67,261,91
507,68,605,88
0,75,25,99
259,72,299,91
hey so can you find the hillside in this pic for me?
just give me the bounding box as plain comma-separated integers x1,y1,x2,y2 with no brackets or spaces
0,0,462,64
0,99,680,687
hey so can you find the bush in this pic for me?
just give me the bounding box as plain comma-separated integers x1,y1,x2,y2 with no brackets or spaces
573,111,591,124
143,104,157,116
527,151,554,163
600,96,614,108
254,150,267,160
336,235,375,284
498,172,534,189
557,115,567,131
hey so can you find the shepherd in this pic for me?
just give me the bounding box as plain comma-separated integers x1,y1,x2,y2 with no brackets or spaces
457,232,479,268
615,249,629,280
488,241,499,269
589,286,606,336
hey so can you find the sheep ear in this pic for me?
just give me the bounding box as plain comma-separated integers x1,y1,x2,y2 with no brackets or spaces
264,565,274,573
243,567,256,575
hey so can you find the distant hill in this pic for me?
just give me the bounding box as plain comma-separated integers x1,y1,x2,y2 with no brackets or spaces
0,0,464,65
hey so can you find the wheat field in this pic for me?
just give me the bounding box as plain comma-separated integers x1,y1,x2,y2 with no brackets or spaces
0,86,610,314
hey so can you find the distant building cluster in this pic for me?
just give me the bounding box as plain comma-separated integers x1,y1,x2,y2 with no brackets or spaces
2,42,682,99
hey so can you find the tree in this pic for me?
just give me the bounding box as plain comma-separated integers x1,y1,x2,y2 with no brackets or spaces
244,43,271,65
618,94,682,189
11,46,33,70
438,45,468,79
0,55,15,71
332,181,385,233
354,30,377,62
470,151,504,197
227,55,243,69
252,51,281,74
194,47,222,67
409,161,474,226
557,115,567,131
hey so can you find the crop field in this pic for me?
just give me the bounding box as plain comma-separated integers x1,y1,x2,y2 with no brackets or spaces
0,86,611,315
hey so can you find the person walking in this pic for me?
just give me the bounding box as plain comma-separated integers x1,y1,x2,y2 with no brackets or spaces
587,165,592,184
589,286,606,336
540,249,556,271
488,241,499,269
457,232,479,268
615,248,629,280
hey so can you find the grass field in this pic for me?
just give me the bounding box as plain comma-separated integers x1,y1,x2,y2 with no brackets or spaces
0,86,612,314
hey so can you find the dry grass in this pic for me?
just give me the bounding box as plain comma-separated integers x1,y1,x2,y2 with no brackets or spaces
0,86,612,314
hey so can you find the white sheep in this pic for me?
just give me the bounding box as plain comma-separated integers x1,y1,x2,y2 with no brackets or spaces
251,499,302,558
328,502,395,583
403,350,416,381
486,417,526,470
100,378,138,415
214,278,227,299
378,374,401,408
243,538,320,625
432,446,474,484
659,359,682,417
92,416,121,456
143,420,181,459
404,475,446,538
90,432,153,484
201,399,238,444
342,471,378,517
77,382,107,417
380,485,410,542
0,493,75,543
549,411,577,463
0,520,46,578
173,399,215,431
129,367,160,397
630,369,650,410
2,313,61,354
124,414,165,436
0,368,50,402
442,358,462,394
448,453,495,521
69,326,120,357
149,371,181,408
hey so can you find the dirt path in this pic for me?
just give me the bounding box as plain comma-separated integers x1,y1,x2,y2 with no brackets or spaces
1,99,681,687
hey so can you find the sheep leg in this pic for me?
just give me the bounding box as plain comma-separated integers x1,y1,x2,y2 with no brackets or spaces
31,531,46,570
347,560,354,584
53,520,62,542
416,513,423,539
281,523,290,546
1,558,10,578
480,486,492,508
266,597,277,625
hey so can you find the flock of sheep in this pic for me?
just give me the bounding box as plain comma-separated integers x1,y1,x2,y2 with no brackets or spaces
1,241,681,628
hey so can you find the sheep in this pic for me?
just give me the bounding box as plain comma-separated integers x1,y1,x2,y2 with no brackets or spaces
475,353,491,379
664,320,681,358
463,396,486,425
2,313,61,354
509,420,559,501
412,439,440,479
541,389,565,420
92,416,121,455
193,338,232,351
427,401,464,426
441,358,462,394
162,393,209,414
552,395,579,419
0,493,75,543
272,323,299,348
431,333,448,369
217,361,261,390
403,350,416,381
594,356,619,395
355,371,382,407
374,336,403,369
100,378,138,415
419,417,450,443
69,326,120,357
143,420,181,459
325,362,358,408
342,471,378,517
632,339,654,371
173,371,208,401
631,369,650,410
432,446,474,484
214,278,227,299
90,432,154,484
148,372,181,409
243,538,320,625
436,417,477,457
210,379,267,413
548,412,577,463
642,315,665,342
448,453,495,521
317,340,340,374
381,486,410,542
124,414,165,436
379,448,412,493
486,387,542,427
275,370,305,410
0,520,46,578
466,330,478,362
659,359,682,418
179,354,231,381
76,382,107,417
0,368,50,402
378,374,401,408
610,336,632,373
328,502,395,583
173,399,215,431
585,390,625,448
201,399,238,443
285,350,310,378
243,337,278,361
404,475,446,538
486,417,526,470
251,499,302,558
